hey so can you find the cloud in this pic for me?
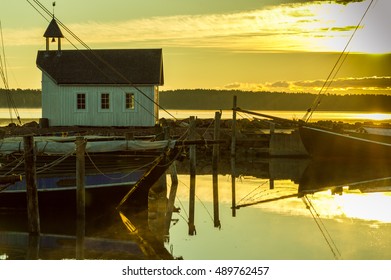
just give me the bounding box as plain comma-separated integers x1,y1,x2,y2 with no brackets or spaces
3,0,388,54
222,76,391,94
271,81,290,88
294,76,391,89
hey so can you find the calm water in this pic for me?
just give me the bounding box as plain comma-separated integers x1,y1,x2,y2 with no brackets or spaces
165,158,391,260
1,156,391,260
1,108,391,260
1,108,391,125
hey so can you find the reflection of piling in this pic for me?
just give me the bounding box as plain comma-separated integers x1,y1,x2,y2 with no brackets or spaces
23,135,40,235
27,234,40,260
270,179,275,189
165,162,178,237
212,111,221,228
188,116,196,235
75,136,86,259
149,127,170,241
231,97,237,217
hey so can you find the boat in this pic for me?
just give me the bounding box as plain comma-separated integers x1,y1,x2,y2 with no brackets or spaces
298,158,391,196
0,205,175,260
299,125,391,159
0,137,181,211
297,1,388,160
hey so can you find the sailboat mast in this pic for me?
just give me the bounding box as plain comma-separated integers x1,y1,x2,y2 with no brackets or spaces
302,0,375,123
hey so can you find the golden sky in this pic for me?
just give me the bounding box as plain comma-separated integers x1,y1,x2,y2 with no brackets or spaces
0,0,390,94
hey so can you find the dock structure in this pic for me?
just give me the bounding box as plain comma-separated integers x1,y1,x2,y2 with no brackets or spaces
230,97,309,158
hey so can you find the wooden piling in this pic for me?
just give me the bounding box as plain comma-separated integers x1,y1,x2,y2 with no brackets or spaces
27,234,40,260
188,116,196,235
212,111,221,228
125,132,134,140
149,127,169,241
231,97,237,217
270,179,275,190
75,136,86,259
231,95,237,159
165,162,178,236
23,135,40,234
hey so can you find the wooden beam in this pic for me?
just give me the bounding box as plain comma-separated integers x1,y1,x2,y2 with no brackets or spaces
23,135,40,234
213,111,221,228
188,116,196,235
0,175,22,185
75,136,86,259
231,97,237,217
235,107,299,125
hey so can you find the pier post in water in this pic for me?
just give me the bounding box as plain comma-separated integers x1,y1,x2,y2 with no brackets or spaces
165,162,178,237
23,135,40,235
75,136,86,259
231,96,237,217
188,116,196,235
213,111,221,228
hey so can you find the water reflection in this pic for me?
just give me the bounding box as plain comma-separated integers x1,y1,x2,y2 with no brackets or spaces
0,197,176,260
2,156,391,260
166,157,391,259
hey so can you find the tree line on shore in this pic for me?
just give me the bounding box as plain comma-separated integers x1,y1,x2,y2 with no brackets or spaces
1,88,391,112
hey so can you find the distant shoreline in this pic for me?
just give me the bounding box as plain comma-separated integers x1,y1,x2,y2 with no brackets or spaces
2,89,391,112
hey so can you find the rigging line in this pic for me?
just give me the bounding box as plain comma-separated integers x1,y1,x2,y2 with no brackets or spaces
174,209,190,225
85,150,156,180
302,196,340,259
175,194,189,220
303,0,375,122
26,0,51,23
201,118,215,138
0,22,21,125
30,0,178,121
304,195,342,258
0,21,8,84
2,157,24,176
237,180,269,204
309,49,351,117
177,177,215,225
303,195,342,259
0,183,12,193
35,153,75,174
0,155,24,170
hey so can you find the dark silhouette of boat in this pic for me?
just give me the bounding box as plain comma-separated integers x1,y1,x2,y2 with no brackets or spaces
299,125,391,159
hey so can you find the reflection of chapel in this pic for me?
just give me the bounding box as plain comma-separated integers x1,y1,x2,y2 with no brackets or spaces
36,18,164,127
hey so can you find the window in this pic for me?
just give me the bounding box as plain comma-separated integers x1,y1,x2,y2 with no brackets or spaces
101,93,110,109
125,93,135,110
77,93,86,110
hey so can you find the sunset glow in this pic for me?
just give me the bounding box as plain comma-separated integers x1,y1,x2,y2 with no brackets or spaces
355,112,391,121
1,0,390,92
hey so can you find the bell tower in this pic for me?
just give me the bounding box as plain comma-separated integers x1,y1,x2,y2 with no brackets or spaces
43,16,64,52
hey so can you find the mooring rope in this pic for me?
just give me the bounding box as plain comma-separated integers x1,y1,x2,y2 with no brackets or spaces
85,149,157,181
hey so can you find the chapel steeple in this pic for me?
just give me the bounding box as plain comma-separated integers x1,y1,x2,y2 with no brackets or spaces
43,17,64,52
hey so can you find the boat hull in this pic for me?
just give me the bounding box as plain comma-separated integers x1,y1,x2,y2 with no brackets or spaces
298,158,391,195
299,126,391,159
0,147,181,212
